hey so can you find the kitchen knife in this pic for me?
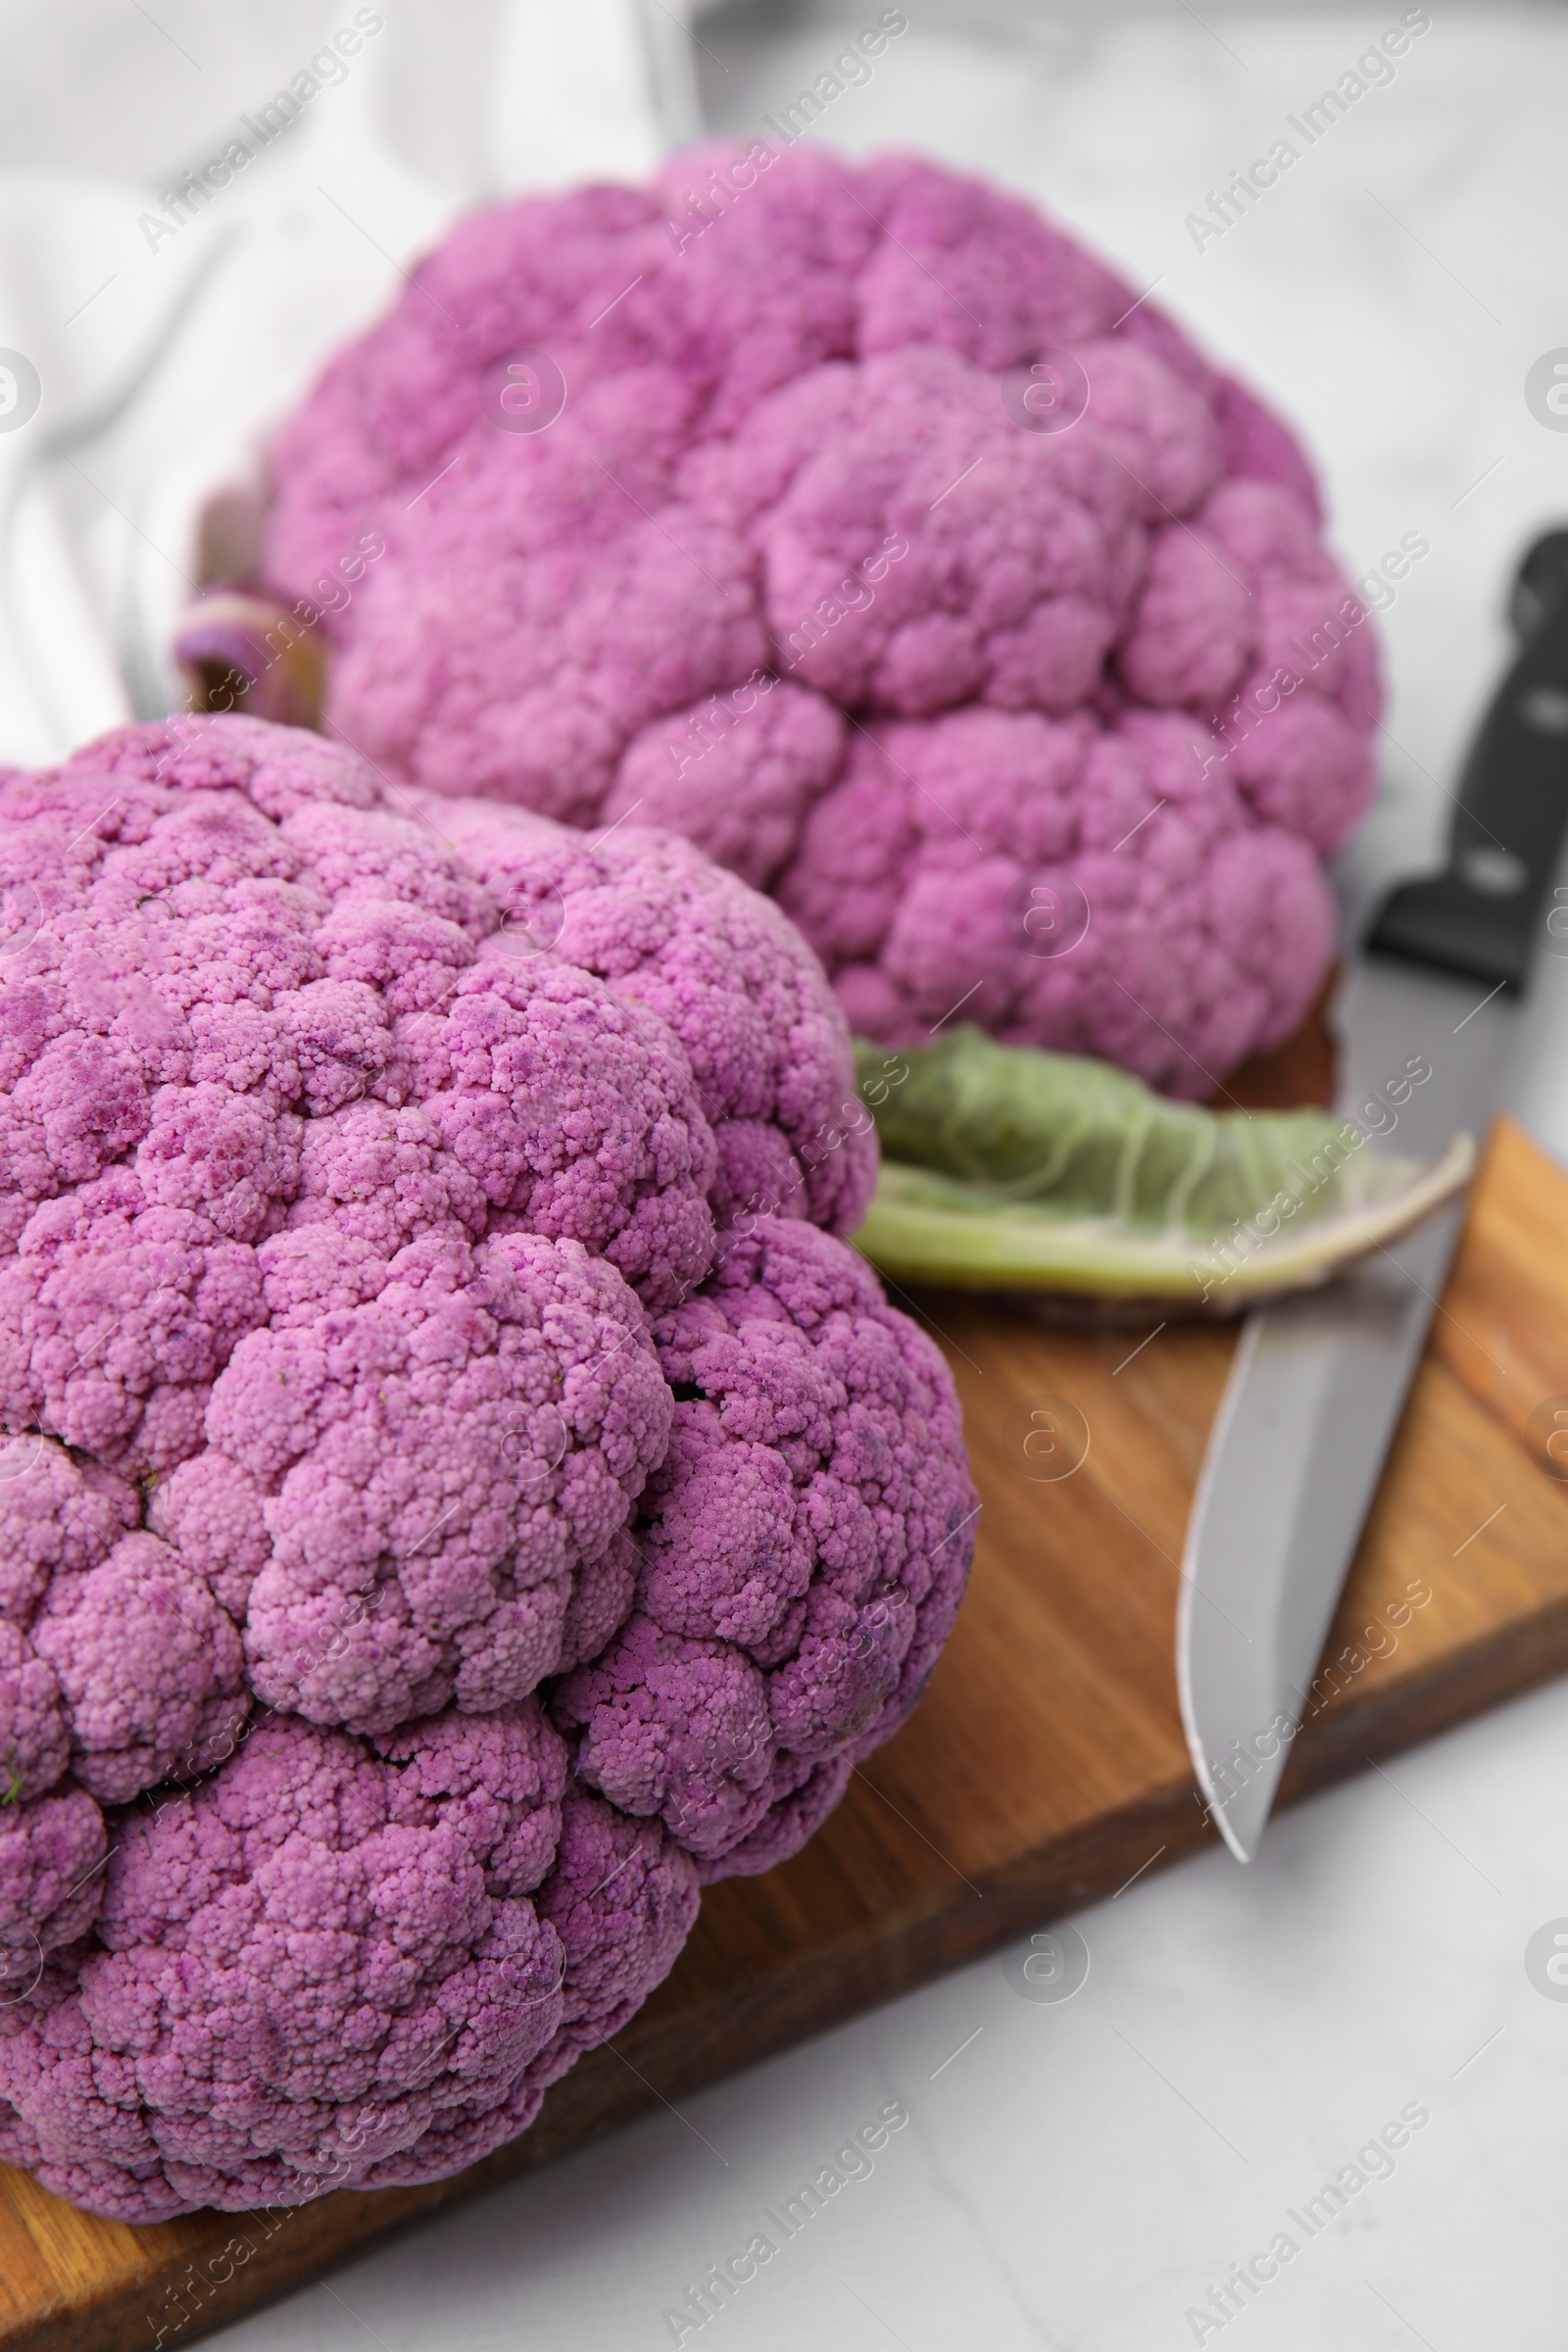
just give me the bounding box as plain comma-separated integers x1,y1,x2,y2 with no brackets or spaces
1178,531,1568,1862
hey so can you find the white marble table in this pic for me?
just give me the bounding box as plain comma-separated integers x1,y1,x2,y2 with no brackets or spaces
3,4,1566,2343
212,1677,1568,2351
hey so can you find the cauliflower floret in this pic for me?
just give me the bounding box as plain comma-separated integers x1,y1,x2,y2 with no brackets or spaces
556,1216,976,1878
432,799,877,1237
30,1532,249,1802
0,1441,249,1966
205,1228,671,1734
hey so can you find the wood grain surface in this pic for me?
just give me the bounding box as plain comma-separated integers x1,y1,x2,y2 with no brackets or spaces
5,1112,1568,2352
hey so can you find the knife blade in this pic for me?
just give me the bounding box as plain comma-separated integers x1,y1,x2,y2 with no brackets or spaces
1178,530,1568,1862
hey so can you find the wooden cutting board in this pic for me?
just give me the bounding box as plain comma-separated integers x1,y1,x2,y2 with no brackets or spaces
6,1110,1568,2352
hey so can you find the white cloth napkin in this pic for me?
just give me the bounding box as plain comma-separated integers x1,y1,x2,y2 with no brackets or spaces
0,0,698,767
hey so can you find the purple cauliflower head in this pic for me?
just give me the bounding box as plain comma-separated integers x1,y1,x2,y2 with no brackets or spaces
257,143,1381,1098
0,714,975,2219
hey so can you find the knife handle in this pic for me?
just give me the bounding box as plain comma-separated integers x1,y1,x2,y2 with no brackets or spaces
1367,529,1568,992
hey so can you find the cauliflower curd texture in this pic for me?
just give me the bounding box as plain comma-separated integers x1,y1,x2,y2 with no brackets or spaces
0,715,975,2221
263,143,1382,1098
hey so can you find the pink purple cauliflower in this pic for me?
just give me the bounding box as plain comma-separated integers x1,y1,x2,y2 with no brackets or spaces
0,714,975,2221
251,142,1382,1098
